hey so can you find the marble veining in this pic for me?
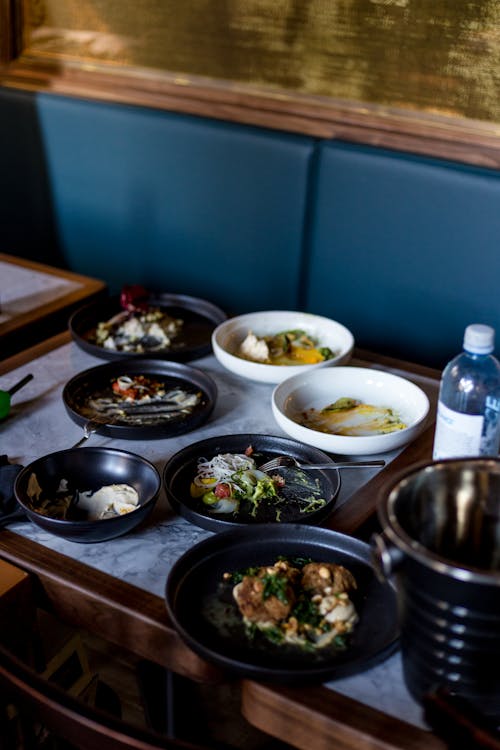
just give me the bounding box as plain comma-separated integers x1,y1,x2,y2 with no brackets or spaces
1,341,431,730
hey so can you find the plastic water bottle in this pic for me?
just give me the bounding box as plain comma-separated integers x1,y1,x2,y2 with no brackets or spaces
433,324,500,459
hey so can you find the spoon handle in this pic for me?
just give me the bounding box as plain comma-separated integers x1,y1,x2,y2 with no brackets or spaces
307,460,385,470
7,373,34,396
71,434,90,449
70,418,106,449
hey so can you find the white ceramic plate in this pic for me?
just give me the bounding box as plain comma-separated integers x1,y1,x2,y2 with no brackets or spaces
212,311,354,384
272,366,430,455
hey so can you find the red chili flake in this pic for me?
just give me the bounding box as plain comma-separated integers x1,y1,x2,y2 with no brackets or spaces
120,285,149,312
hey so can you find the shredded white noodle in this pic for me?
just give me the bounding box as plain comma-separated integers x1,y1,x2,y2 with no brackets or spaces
192,453,255,489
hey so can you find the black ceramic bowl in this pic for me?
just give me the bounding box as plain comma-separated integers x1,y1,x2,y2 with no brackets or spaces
165,525,399,683
69,293,227,362
14,447,161,543
163,433,341,532
62,358,217,441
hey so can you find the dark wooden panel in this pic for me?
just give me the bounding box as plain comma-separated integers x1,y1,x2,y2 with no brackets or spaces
241,681,448,750
0,530,223,684
328,423,435,535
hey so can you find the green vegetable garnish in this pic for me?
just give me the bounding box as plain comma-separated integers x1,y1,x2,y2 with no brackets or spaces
323,397,359,412
299,496,327,514
224,556,358,656
228,566,260,585
261,572,290,604
291,595,323,628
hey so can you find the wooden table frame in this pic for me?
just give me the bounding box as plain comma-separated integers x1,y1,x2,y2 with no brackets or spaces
0,253,106,358
0,334,447,749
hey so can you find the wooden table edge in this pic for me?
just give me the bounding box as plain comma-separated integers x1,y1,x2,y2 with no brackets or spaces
0,330,72,374
241,681,447,750
0,252,105,290
0,253,106,338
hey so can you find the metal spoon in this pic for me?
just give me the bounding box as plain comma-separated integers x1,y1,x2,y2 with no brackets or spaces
70,418,108,449
259,455,385,472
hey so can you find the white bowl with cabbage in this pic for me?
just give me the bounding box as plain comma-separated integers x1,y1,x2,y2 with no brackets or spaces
212,311,354,384
272,366,430,455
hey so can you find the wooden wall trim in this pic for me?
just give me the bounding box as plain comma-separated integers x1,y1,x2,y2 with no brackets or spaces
0,1,12,63
2,55,500,170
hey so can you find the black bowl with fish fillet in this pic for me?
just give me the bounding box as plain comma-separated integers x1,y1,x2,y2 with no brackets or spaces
14,447,161,542
62,358,217,440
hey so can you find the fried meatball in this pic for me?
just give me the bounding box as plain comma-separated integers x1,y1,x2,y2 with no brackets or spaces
233,573,294,625
301,562,357,595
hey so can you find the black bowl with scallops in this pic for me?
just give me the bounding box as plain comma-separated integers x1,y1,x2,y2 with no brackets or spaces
14,447,161,543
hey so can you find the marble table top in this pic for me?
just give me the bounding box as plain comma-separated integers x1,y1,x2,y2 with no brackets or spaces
0,342,437,731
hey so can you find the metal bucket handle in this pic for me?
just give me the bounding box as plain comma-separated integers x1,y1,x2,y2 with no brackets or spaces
371,531,405,583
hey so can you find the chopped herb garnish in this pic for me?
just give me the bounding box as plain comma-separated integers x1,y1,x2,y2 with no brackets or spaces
291,595,323,628
277,555,312,568
227,556,358,654
227,565,261,585
261,626,285,645
261,573,289,604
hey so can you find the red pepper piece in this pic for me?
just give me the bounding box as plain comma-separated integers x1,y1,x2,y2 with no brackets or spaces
120,285,149,312
214,483,231,499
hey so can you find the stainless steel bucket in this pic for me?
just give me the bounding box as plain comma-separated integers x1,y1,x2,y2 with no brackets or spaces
372,458,500,708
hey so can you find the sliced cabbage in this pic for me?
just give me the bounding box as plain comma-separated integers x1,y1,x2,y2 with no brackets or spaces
302,398,406,436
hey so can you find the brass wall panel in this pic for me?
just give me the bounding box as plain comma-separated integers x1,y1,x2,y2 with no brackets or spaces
23,0,500,125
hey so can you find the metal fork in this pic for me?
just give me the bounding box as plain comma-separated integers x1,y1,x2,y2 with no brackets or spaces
258,455,385,472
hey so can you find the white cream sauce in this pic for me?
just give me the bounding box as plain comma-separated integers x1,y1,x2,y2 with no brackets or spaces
76,483,139,520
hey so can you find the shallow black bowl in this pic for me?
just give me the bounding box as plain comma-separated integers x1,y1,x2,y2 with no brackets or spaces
69,293,227,362
163,433,340,531
14,447,161,543
165,525,399,683
62,358,217,440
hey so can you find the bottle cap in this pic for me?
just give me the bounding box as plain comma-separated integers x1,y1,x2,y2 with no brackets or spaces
463,324,495,354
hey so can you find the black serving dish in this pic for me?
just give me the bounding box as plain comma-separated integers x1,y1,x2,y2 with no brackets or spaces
63,358,217,440
14,447,161,543
165,525,399,683
69,293,227,362
163,433,340,531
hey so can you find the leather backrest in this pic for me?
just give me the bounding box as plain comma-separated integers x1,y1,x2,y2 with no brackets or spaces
304,141,500,367
35,93,315,315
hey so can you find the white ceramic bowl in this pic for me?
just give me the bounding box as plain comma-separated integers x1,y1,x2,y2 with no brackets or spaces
272,366,430,455
212,311,354,384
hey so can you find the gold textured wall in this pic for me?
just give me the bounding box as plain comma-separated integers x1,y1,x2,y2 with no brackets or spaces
25,0,500,124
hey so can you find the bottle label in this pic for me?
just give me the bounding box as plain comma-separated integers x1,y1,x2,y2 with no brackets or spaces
433,401,483,459
483,393,500,454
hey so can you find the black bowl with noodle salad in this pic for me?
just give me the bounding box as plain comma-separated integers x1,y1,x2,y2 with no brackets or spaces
14,447,161,543
163,433,341,531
